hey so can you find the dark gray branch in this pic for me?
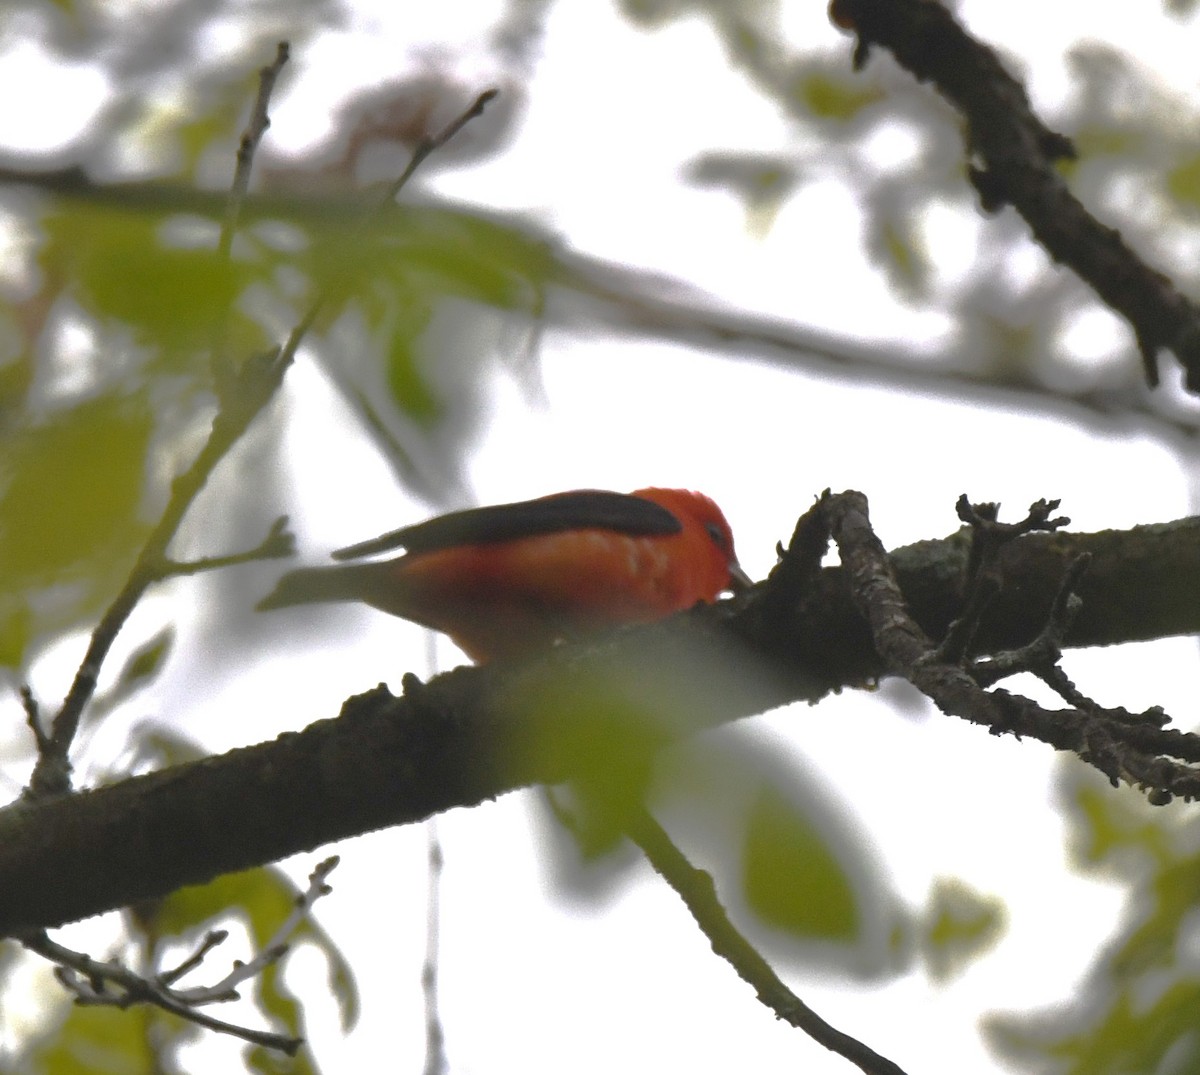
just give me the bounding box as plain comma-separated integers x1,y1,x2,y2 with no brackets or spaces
830,0,1200,391
2,510,1200,936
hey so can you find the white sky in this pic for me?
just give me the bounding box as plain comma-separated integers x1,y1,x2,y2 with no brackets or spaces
4,2,1200,1074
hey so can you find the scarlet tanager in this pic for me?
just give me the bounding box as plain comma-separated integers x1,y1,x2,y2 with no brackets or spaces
257,488,750,662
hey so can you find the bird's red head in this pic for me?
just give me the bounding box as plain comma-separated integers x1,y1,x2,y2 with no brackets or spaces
630,488,750,595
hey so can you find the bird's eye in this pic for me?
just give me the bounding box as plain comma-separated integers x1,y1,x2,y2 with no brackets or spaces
704,520,729,551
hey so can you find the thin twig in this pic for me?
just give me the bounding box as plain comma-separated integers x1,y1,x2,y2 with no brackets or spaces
969,553,1091,690
211,40,290,390
158,930,229,987
219,41,290,261
159,516,295,579
20,687,49,755
173,856,338,1005
935,497,1070,665
21,857,337,1054
28,353,292,798
23,930,302,1055
624,806,909,1075
26,82,498,799
421,824,446,1075
380,89,499,208
822,491,1200,800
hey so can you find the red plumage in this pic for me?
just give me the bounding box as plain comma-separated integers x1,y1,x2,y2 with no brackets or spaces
258,487,748,662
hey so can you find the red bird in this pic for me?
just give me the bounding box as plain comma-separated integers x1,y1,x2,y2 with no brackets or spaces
258,487,750,663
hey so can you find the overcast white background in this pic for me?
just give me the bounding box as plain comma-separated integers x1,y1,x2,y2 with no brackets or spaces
3,2,1199,1073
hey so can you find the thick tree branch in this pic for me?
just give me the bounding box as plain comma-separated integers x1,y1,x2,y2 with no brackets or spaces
2,508,1200,936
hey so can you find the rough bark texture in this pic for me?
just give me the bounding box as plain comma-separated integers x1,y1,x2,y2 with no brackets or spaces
1,514,1199,937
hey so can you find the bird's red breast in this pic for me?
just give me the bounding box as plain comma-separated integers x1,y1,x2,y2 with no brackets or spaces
258,487,747,663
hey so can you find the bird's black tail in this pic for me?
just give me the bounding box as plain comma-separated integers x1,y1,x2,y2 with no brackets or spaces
256,564,383,612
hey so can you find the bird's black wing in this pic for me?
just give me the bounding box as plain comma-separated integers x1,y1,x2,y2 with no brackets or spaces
331,490,681,561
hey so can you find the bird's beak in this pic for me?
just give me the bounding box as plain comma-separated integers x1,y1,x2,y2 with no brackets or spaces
727,561,753,593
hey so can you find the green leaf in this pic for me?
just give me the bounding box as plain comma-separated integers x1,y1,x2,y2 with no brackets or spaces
870,212,932,303
83,627,177,728
0,394,153,665
378,298,440,425
1166,153,1200,212
126,724,209,769
0,602,32,670
987,981,1200,1075
918,877,1005,982
987,770,1200,1073
790,72,883,122
13,998,182,1075
0,395,151,582
1066,773,1170,876
113,626,174,692
41,202,250,354
742,785,859,942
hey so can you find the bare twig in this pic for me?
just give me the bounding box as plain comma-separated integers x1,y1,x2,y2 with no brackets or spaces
969,552,1091,691
158,929,230,988
822,491,1200,801
23,930,302,1054
220,41,290,261
236,88,500,394
159,516,295,579
935,496,1070,664
20,687,49,756
21,856,337,1054
380,89,499,208
172,856,338,1005
624,806,908,1075
26,82,499,800
421,825,446,1075
210,40,291,390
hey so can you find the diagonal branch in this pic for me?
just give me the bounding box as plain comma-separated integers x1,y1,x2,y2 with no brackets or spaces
29,42,297,800
829,0,1200,391
30,348,296,799
4,506,1200,935
220,41,290,261
819,491,1200,798
626,805,908,1075
25,82,499,800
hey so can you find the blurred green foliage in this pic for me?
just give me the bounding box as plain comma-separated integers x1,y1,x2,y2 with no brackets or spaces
0,394,153,666
742,784,859,941
3,0,1200,1071
987,767,1200,1073
919,877,1006,983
